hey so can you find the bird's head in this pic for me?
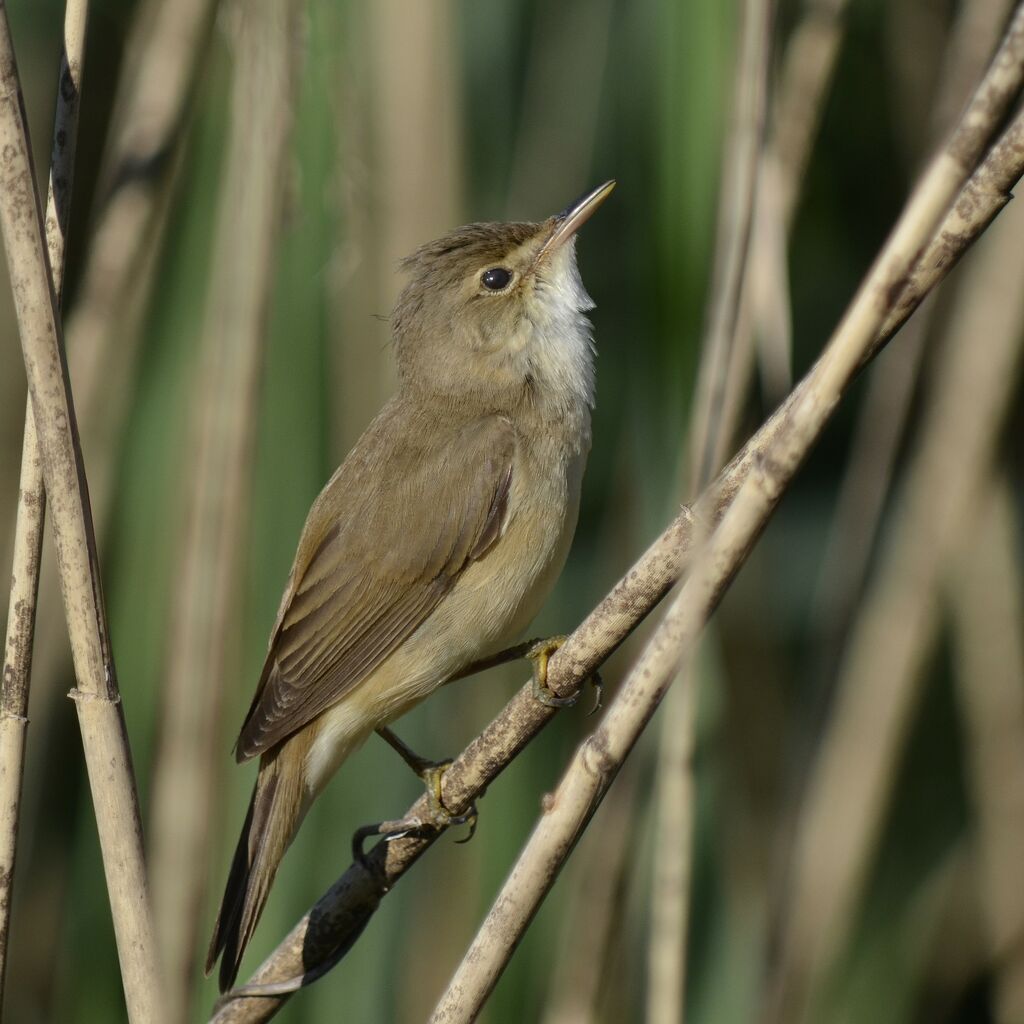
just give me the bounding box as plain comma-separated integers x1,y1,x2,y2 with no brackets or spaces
392,181,615,412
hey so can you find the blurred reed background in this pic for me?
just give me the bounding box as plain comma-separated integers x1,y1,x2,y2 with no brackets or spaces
0,0,1022,1022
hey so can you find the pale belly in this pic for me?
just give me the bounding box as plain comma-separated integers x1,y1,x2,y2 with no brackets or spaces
303,442,588,794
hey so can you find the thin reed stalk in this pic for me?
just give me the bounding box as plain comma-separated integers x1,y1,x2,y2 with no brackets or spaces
5,3,220,988
23,0,220,712
809,0,1013,681
951,479,1024,1023
719,0,850,489
147,4,301,1021
0,2,89,1005
648,2,774,1020
0,2,163,1019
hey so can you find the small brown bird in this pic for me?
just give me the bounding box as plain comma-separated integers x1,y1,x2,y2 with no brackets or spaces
206,181,615,990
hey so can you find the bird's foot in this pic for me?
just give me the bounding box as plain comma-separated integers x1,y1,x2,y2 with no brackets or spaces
527,635,603,714
419,760,479,840
354,738,478,872
375,725,476,831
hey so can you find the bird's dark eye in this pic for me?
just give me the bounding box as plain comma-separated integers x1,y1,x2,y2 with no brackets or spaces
481,267,512,291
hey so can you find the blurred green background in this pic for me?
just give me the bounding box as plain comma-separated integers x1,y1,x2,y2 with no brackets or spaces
1,0,1022,1022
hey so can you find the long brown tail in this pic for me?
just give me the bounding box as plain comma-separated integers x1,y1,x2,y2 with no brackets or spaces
206,749,305,992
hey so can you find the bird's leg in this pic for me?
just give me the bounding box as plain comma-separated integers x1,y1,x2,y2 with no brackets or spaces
354,634,605,869
444,640,537,683
376,724,448,780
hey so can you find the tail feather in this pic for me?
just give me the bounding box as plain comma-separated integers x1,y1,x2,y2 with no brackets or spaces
206,751,304,992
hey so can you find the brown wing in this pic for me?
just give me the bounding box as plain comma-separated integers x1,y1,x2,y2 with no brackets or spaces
234,411,516,761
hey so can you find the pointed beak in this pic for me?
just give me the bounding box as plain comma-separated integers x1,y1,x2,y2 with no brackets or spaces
538,180,616,258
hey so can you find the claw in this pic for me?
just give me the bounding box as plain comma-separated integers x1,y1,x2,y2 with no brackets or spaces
454,806,479,845
586,669,604,716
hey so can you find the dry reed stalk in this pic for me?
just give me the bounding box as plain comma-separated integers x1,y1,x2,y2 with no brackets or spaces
427,11,1024,1019
539,768,639,1024
648,2,774,1019
22,0,220,709
0,409,46,1016
809,0,1013,679
0,1,89,1005
769,144,1024,1024
146,4,301,1021
62,0,218,411
0,2,163,1020
688,0,773,490
718,0,850,489
502,8,623,1014
5,2,219,986
334,0,462,448
951,479,1024,1023
645,676,698,1024
747,0,851,402
209,17,1024,1019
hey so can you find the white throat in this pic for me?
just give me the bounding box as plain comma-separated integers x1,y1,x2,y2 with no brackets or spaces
517,242,596,415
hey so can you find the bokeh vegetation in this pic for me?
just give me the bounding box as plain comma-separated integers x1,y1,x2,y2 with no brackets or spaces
1,1,1022,1022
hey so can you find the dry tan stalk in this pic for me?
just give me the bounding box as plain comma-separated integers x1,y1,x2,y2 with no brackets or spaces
0,420,45,1013
208,21,1024,1021
147,3,301,1020
645,676,697,1024
333,0,463,448
648,2,774,1019
747,0,851,400
539,768,639,1024
689,0,773,490
770,152,1024,1023
810,0,1013,674
0,3,163,1020
951,479,1024,1024
427,11,1024,1019
719,0,850,482
62,0,218,409
0,0,87,1008
771,0,850,225
4,2,218,988
20,0,220,711
808,314,927,671
745,0,847,399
